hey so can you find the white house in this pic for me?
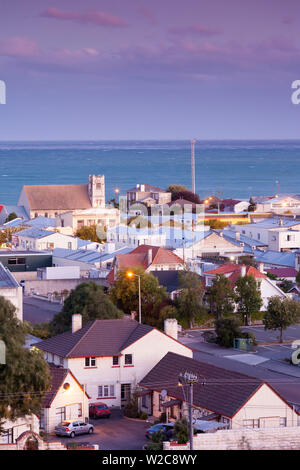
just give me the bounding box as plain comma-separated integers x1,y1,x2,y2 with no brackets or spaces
55,206,120,236
40,365,90,434
139,352,299,430
0,414,40,445
232,219,300,251
203,262,287,310
254,195,300,215
0,262,23,321
35,316,193,409
14,228,78,251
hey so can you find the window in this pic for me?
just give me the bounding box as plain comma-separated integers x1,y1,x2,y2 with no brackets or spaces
112,356,119,366
243,419,259,429
45,213,48,218
98,385,115,398
68,242,72,249
85,357,96,367
8,257,26,265
125,354,133,365
1,427,14,444
56,407,66,425
34,213,38,218
78,403,82,417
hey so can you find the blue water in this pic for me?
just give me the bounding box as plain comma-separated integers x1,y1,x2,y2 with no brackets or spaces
0,140,299,205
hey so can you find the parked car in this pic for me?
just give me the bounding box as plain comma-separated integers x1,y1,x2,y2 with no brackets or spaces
89,402,111,419
55,420,94,438
145,422,174,439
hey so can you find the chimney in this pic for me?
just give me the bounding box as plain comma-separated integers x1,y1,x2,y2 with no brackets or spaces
164,318,178,341
72,313,82,334
241,264,246,277
219,231,223,237
148,248,153,266
131,311,137,321
259,262,264,273
279,218,283,226
235,232,240,241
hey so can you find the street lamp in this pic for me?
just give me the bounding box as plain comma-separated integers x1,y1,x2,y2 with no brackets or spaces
127,271,141,324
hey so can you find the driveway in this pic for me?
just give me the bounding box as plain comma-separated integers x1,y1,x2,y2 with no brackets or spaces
51,410,150,451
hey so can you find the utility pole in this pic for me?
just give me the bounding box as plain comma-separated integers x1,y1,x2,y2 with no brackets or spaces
178,371,199,450
191,139,196,194
217,188,221,214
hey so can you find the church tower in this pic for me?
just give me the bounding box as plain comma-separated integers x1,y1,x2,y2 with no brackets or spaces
88,175,105,208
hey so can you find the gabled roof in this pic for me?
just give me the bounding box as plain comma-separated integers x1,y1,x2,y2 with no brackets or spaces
43,365,89,408
115,245,184,272
36,318,155,358
22,184,92,211
17,228,57,239
254,249,296,268
205,263,266,287
139,352,264,418
0,262,19,288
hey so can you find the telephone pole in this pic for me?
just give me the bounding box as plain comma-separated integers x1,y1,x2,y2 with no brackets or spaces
178,371,199,450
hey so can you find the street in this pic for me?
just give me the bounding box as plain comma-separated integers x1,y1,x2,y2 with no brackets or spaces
51,410,150,451
23,296,62,324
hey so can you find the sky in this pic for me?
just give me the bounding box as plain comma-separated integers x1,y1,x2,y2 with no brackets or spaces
1,0,300,140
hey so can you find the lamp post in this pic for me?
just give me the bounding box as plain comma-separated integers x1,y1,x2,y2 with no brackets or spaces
127,271,141,324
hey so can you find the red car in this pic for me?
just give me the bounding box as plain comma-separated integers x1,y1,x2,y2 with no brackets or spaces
89,402,111,419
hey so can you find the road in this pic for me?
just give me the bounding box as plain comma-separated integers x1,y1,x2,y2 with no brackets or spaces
23,296,62,324
179,329,300,405
51,410,150,451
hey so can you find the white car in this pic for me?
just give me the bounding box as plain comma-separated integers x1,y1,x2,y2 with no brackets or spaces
55,420,94,438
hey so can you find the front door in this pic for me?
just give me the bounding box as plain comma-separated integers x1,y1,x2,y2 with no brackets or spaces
121,384,131,407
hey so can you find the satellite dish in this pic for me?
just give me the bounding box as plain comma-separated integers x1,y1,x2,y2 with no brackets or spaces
161,389,167,399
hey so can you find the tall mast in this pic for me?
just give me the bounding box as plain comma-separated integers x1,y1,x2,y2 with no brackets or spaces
191,139,196,194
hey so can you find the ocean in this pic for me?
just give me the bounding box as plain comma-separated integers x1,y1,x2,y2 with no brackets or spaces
0,140,299,205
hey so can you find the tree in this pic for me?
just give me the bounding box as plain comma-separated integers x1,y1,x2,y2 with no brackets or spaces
263,296,300,343
50,282,123,335
5,212,18,223
75,225,104,243
174,417,189,444
248,198,256,212
110,267,167,328
166,184,201,204
278,279,293,293
175,270,207,328
215,317,256,348
235,274,263,325
204,219,228,229
207,274,236,319
0,296,51,431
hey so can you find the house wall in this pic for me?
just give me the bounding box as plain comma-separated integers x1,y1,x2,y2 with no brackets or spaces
259,278,286,310
0,286,23,321
268,230,300,251
43,372,89,434
17,232,77,251
63,330,192,408
0,415,39,444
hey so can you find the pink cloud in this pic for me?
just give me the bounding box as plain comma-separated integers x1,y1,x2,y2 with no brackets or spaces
41,7,128,27
0,36,40,57
169,24,222,37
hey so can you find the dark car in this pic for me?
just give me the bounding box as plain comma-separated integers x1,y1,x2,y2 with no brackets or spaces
145,423,174,439
89,402,111,419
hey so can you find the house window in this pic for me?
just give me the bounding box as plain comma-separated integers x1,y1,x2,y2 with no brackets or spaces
98,385,115,398
8,257,25,265
45,213,48,218
112,356,119,366
85,357,96,367
280,418,287,427
34,213,38,218
68,242,72,249
78,403,82,417
56,407,66,425
243,419,259,429
1,428,13,444
125,354,133,365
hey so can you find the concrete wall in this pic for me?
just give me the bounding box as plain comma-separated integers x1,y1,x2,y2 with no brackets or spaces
164,425,300,450
0,286,23,321
1,415,39,444
24,278,106,296
13,271,37,282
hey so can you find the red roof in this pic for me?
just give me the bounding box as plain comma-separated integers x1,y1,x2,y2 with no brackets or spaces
266,268,298,278
205,263,266,287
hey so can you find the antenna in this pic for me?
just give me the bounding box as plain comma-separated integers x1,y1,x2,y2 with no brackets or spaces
191,139,196,194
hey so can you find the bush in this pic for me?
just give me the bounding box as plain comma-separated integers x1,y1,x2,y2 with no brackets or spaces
139,412,148,420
